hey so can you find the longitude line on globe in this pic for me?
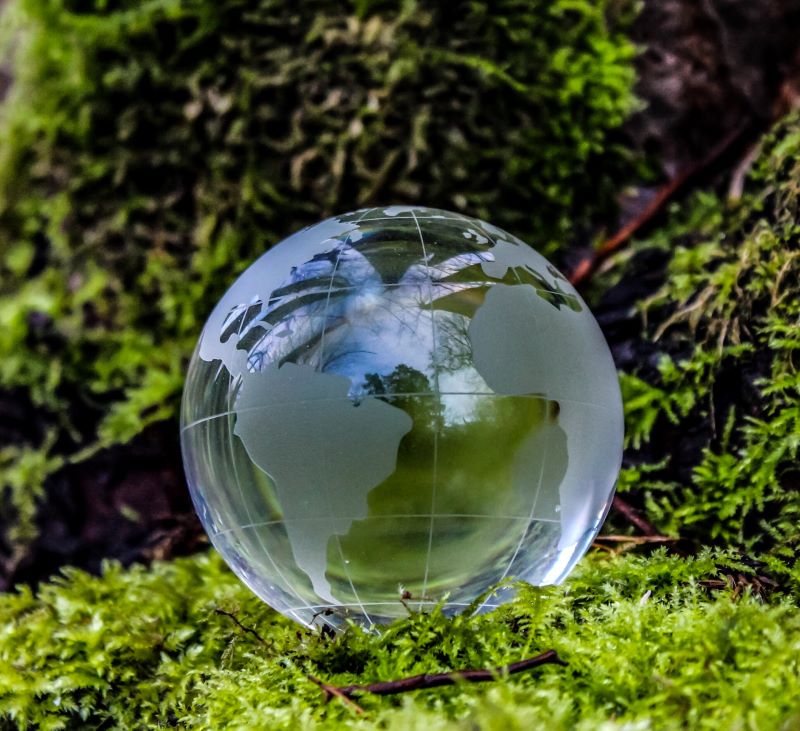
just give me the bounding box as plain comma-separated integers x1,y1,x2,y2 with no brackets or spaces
470,222,552,616
411,209,442,610
316,207,376,628
473,422,551,616
219,212,379,631
221,292,325,627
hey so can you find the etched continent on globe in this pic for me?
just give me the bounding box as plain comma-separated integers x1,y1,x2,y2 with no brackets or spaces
181,206,623,630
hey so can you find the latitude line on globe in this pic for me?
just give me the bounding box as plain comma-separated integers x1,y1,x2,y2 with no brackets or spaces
180,396,616,433
485,229,527,287
411,209,442,611
312,283,581,297
360,213,466,221
282,602,501,613
477,223,528,289
210,515,562,537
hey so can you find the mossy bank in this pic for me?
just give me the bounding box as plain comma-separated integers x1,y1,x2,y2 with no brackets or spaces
611,112,800,557
0,0,638,558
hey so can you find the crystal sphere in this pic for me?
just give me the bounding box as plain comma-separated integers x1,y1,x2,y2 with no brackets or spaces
181,206,623,630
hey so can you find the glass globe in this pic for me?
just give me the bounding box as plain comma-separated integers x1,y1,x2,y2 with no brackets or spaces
181,206,623,630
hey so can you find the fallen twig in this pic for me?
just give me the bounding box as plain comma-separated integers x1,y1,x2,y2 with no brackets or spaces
310,649,566,705
610,494,661,537
594,534,677,545
308,675,367,715
214,608,269,646
568,120,753,288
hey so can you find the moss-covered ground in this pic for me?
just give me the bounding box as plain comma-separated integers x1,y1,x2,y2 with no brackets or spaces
2,550,799,730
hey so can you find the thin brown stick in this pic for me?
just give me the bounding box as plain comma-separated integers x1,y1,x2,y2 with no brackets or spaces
312,649,566,702
308,675,367,715
727,141,761,201
594,534,677,544
611,494,661,537
568,120,752,288
214,608,269,646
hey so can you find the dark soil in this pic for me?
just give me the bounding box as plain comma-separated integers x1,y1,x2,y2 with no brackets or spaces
1,420,205,591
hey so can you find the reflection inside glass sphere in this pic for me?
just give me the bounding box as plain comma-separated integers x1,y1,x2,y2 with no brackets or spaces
181,206,623,629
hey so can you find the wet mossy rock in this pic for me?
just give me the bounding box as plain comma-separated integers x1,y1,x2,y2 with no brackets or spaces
610,112,800,557
0,0,639,550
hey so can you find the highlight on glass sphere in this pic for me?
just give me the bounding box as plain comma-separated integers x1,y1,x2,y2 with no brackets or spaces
180,206,623,630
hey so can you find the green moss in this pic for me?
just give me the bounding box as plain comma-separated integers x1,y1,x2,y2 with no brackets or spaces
0,549,798,729
0,0,640,549
611,114,800,555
